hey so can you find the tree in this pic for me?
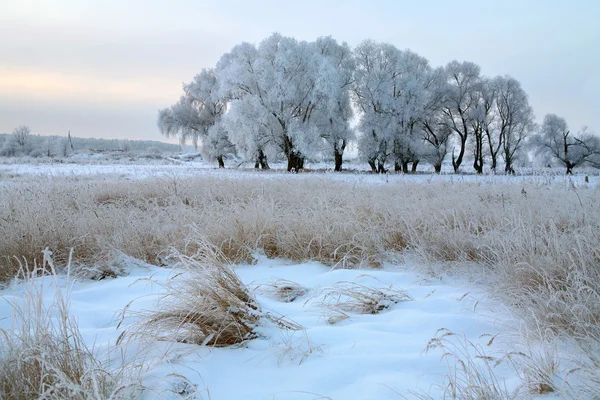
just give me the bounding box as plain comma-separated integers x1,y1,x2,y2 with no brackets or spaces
442,61,482,173
353,41,431,173
1,125,32,156
158,69,234,167
534,114,600,174
42,136,60,158
158,96,204,149
119,139,131,152
420,67,452,173
469,77,496,173
218,34,323,172
494,76,534,174
311,36,355,171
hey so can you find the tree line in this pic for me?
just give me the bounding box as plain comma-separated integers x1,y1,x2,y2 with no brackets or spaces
159,33,600,174
0,128,181,158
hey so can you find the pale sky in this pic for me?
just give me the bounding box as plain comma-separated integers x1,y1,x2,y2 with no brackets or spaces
1,0,598,141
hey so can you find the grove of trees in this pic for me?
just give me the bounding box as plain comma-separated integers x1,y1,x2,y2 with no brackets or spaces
159,33,599,174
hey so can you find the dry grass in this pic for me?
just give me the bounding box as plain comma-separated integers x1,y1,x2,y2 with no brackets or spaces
1,175,600,362
275,329,324,365
255,279,309,302
420,329,517,400
0,256,141,400
120,243,301,347
310,279,413,324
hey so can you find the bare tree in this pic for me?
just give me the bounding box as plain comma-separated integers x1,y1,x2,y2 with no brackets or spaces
12,125,31,154
535,114,600,174
469,78,496,173
420,67,451,173
495,77,535,174
442,61,481,173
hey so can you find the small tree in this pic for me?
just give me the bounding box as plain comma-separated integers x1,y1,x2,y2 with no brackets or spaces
12,125,31,151
42,136,60,158
119,139,131,152
534,114,600,174
2,125,33,156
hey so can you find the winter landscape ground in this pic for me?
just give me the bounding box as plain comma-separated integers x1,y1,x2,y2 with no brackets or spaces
1,157,599,399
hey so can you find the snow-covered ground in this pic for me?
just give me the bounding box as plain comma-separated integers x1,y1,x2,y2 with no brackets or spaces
0,258,517,399
0,158,592,398
0,156,596,188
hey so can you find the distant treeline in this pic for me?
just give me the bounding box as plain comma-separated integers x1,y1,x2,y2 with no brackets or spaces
0,130,182,158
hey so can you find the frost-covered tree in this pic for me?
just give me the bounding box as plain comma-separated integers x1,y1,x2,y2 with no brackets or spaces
420,67,452,173
494,76,535,174
42,136,60,157
353,41,432,173
218,34,323,171
442,61,482,173
1,125,32,156
469,77,496,173
534,114,600,174
119,139,131,152
158,69,234,167
311,36,355,171
158,96,204,148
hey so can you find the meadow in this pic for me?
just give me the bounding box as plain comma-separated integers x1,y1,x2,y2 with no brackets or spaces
0,159,598,398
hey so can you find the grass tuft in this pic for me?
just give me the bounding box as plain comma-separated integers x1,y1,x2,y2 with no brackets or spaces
121,244,301,347
256,278,309,303
310,278,412,323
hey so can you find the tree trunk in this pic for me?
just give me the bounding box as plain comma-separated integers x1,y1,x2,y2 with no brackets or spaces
452,123,468,172
452,145,465,173
434,163,442,174
334,149,343,172
394,161,402,172
377,161,387,174
473,128,484,174
333,141,345,172
473,158,483,174
411,160,419,172
566,162,574,175
256,149,270,170
287,151,304,172
402,161,409,174
217,155,225,168
504,156,514,175
368,159,377,173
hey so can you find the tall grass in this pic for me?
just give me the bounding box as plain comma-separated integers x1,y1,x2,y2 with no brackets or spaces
1,175,599,344
0,256,141,399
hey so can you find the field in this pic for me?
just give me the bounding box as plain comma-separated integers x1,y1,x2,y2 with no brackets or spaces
0,158,599,399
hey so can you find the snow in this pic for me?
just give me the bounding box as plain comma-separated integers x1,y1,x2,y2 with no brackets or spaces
0,157,596,188
1,159,594,398
0,257,517,399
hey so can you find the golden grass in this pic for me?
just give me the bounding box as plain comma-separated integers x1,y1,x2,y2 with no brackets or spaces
119,244,301,347
1,175,599,342
255,278,309,303
310,279,413,323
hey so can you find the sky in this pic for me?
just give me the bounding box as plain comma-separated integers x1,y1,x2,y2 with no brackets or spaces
0,0,598,142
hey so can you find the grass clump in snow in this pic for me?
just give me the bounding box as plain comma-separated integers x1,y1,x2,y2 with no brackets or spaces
310,278,413,324
0,255,141,400
255,278,309,303
121,244,301,347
